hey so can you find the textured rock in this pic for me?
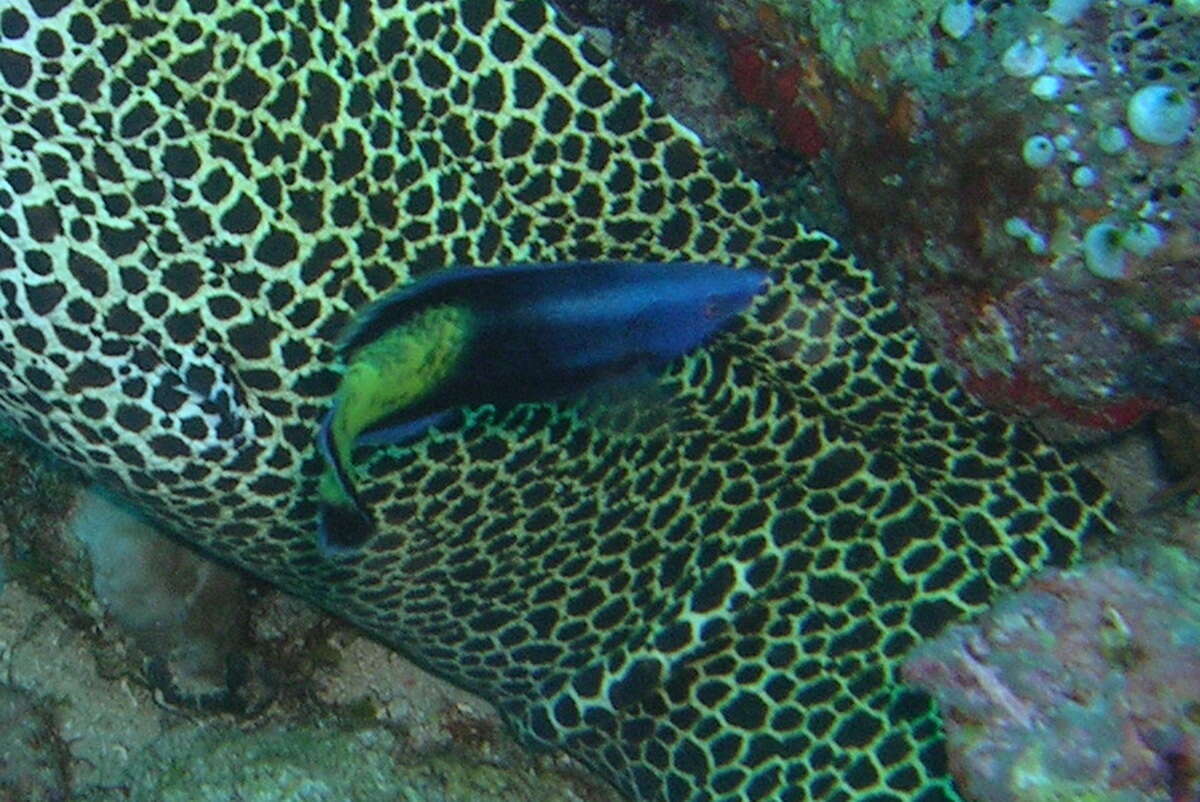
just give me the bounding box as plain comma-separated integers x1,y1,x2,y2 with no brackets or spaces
0,682,70,802
111,726,595,802
904,546,1200,802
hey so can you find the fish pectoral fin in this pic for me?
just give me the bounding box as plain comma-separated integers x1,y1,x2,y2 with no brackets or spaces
573,372,682,438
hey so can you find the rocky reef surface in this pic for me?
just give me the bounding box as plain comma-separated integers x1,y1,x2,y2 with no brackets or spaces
0,435,616,802
905,545,1200,802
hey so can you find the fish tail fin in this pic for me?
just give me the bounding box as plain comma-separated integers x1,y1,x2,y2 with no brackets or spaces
317,404,375,554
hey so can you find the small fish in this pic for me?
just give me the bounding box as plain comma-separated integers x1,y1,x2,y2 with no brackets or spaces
317,261,768,553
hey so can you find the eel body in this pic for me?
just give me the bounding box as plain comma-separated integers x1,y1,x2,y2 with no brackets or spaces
0,1,1113,800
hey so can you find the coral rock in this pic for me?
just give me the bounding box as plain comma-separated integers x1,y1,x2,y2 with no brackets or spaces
903,547,1200,802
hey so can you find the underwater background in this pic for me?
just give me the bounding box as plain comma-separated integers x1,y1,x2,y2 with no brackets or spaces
0,0,1198,800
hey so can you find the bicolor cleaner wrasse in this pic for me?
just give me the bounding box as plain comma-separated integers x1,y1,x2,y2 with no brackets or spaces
318,261,767,552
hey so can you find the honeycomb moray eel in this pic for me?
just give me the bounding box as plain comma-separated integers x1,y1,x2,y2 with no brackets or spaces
0,1,1113,800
